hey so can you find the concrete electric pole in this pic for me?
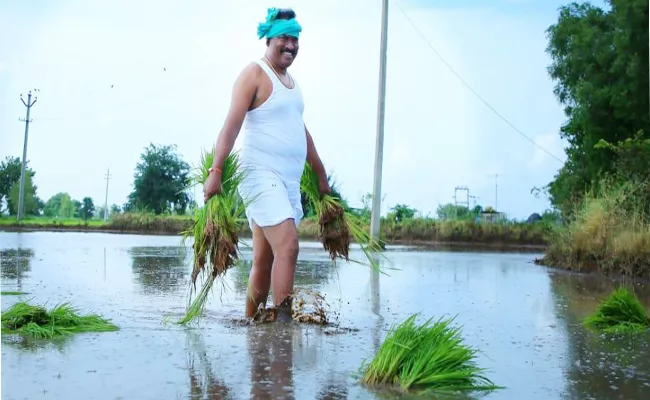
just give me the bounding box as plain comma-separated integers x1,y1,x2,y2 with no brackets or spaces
103,169,111,221
370,0,389,243
494,174,498,212
17,90,38,221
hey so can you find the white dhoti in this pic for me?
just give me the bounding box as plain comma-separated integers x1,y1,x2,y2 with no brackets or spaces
237,169,304,230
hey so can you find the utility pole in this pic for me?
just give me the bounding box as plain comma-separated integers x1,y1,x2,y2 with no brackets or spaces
17,90,37,221
494,174,498,212
370,0,389,243
103,169,111,221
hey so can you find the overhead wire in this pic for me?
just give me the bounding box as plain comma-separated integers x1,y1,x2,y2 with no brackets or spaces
393,0,565,163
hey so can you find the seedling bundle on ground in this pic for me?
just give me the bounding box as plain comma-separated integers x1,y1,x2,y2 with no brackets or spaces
359,314,501,395
179,149,387,324
583,287,650,334
1,301,119,339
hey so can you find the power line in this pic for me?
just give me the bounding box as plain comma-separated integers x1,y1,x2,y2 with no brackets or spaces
393,0,564,164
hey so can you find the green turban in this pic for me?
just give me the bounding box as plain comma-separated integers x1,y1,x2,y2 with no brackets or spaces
257,8,302,40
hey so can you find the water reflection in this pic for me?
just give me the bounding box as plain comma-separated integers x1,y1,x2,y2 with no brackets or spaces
1,333,69,354
129,246,189,295
186,330,234,400
315,380,349,400
549,270,650,400
248,323,295,399
0,248,35,292
370,265,382,353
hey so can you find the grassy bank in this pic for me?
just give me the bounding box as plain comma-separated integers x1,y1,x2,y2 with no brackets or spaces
536,181,650,278
0,212,549,248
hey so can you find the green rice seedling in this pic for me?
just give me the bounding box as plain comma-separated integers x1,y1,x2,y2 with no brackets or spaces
583,287,650,334
179,149,254,325
1,301,119,339
300,162,387,272
360,314,500,394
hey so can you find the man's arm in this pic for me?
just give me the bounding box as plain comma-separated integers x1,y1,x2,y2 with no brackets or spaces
211,64,259,171
305,126,329,187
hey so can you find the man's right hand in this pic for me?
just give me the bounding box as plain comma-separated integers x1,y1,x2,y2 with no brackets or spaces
203,169,223,203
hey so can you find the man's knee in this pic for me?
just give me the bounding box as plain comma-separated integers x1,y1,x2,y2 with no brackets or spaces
252,223,274,268
264,219,299,260
278,236,299,261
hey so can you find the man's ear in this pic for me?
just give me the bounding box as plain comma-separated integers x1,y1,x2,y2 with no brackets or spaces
266,39,270,46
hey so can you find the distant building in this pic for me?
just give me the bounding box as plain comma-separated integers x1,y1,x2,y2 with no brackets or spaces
478,209,506,223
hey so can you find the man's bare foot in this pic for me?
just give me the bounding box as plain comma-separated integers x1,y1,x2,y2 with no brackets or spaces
251,303,277,324
276,297,293,323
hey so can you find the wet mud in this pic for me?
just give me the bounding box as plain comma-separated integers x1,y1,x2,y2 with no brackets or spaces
1,231,650,399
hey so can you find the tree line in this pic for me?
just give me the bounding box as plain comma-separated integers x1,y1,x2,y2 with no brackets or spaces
1,144,513,223
543,0,649,216
0,144,193,220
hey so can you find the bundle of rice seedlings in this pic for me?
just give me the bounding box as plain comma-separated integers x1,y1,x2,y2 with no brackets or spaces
1,301,119,339
583,287,650,335
300,163,386,271
359,314,500,394
179,149,251,325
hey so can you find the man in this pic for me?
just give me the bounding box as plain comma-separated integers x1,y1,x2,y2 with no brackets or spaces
203,7,331,321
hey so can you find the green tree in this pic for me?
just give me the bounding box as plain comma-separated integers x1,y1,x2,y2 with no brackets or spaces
79,197,95,221
545,0,649,215
96,206,106,220
8,173,42,216
57,195,76,218
126,143,191,215
72,199,82,218
594,132,650,215
435,203,470,220
110,204,121,215
389,203,417,223
0,156,35,213
43,192,74,218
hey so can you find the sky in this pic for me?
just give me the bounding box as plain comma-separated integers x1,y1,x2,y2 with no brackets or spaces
0,0,573,220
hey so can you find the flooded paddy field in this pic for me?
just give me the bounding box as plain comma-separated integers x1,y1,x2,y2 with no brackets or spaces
1,231,650,400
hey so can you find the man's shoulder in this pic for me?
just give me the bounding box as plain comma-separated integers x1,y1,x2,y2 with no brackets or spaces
233,61,264,90
241,60,264,77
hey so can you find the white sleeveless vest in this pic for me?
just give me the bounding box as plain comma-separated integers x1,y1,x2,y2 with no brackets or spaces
239,59,307,183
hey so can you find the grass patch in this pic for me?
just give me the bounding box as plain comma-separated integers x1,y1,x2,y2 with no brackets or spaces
1,301,119,339
1,291,28,296
359,314,500,395
583,287,650,335
0,216,107,228
537,180,650,277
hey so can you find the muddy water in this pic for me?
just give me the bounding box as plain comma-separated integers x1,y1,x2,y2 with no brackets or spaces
1,231,649,400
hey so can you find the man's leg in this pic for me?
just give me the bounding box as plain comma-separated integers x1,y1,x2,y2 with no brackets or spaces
261,218,299,307
245,222,274,318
